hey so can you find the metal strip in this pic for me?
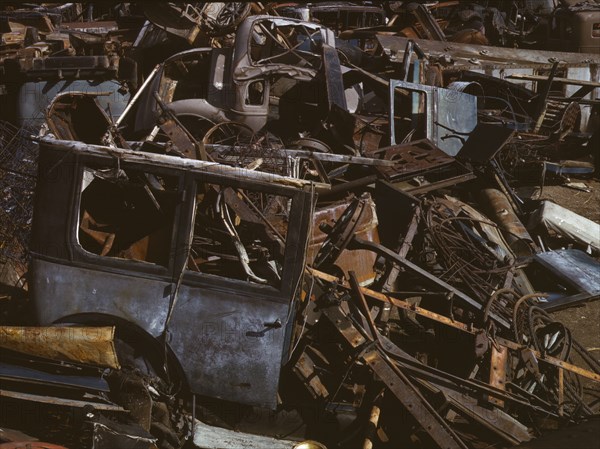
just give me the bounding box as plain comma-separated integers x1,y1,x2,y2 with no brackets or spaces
309,268,600,383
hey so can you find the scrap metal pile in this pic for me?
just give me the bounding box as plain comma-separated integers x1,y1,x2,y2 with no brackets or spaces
0,2,599,449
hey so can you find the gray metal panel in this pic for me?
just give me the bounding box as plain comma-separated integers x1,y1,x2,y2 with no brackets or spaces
534,249,600,295
390,80,477,156
30,258,170,337
169,282,291,409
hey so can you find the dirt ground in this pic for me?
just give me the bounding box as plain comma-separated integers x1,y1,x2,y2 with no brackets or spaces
516,178,600,224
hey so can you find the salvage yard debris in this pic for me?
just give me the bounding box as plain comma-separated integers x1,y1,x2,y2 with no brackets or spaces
0,2,599,449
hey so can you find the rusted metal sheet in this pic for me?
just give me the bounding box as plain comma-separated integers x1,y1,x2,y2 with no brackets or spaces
292,347,330,400
488,345,509,408
478,188,536,257
309,194,380,285
369,139,475,195
367,139,455,181
0,326,119,369
377,35,600,70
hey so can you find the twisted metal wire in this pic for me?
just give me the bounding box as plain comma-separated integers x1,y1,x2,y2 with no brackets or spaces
424,199,515,310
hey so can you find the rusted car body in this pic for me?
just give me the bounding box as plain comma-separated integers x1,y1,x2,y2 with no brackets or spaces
28,137,315,409
128,15,337,136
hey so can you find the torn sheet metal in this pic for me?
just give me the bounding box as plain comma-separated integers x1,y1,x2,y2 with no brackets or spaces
530,201,600,252
199,2,251,37
0,326,119,369
232,15,334,82
389,80,477,156
364,139,475,193
92,416,156,449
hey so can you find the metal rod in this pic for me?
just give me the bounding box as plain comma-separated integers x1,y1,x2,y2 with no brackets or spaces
115,64,160,127
309,268,600,383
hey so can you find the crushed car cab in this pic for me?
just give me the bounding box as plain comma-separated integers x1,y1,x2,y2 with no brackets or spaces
125,15,348,139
